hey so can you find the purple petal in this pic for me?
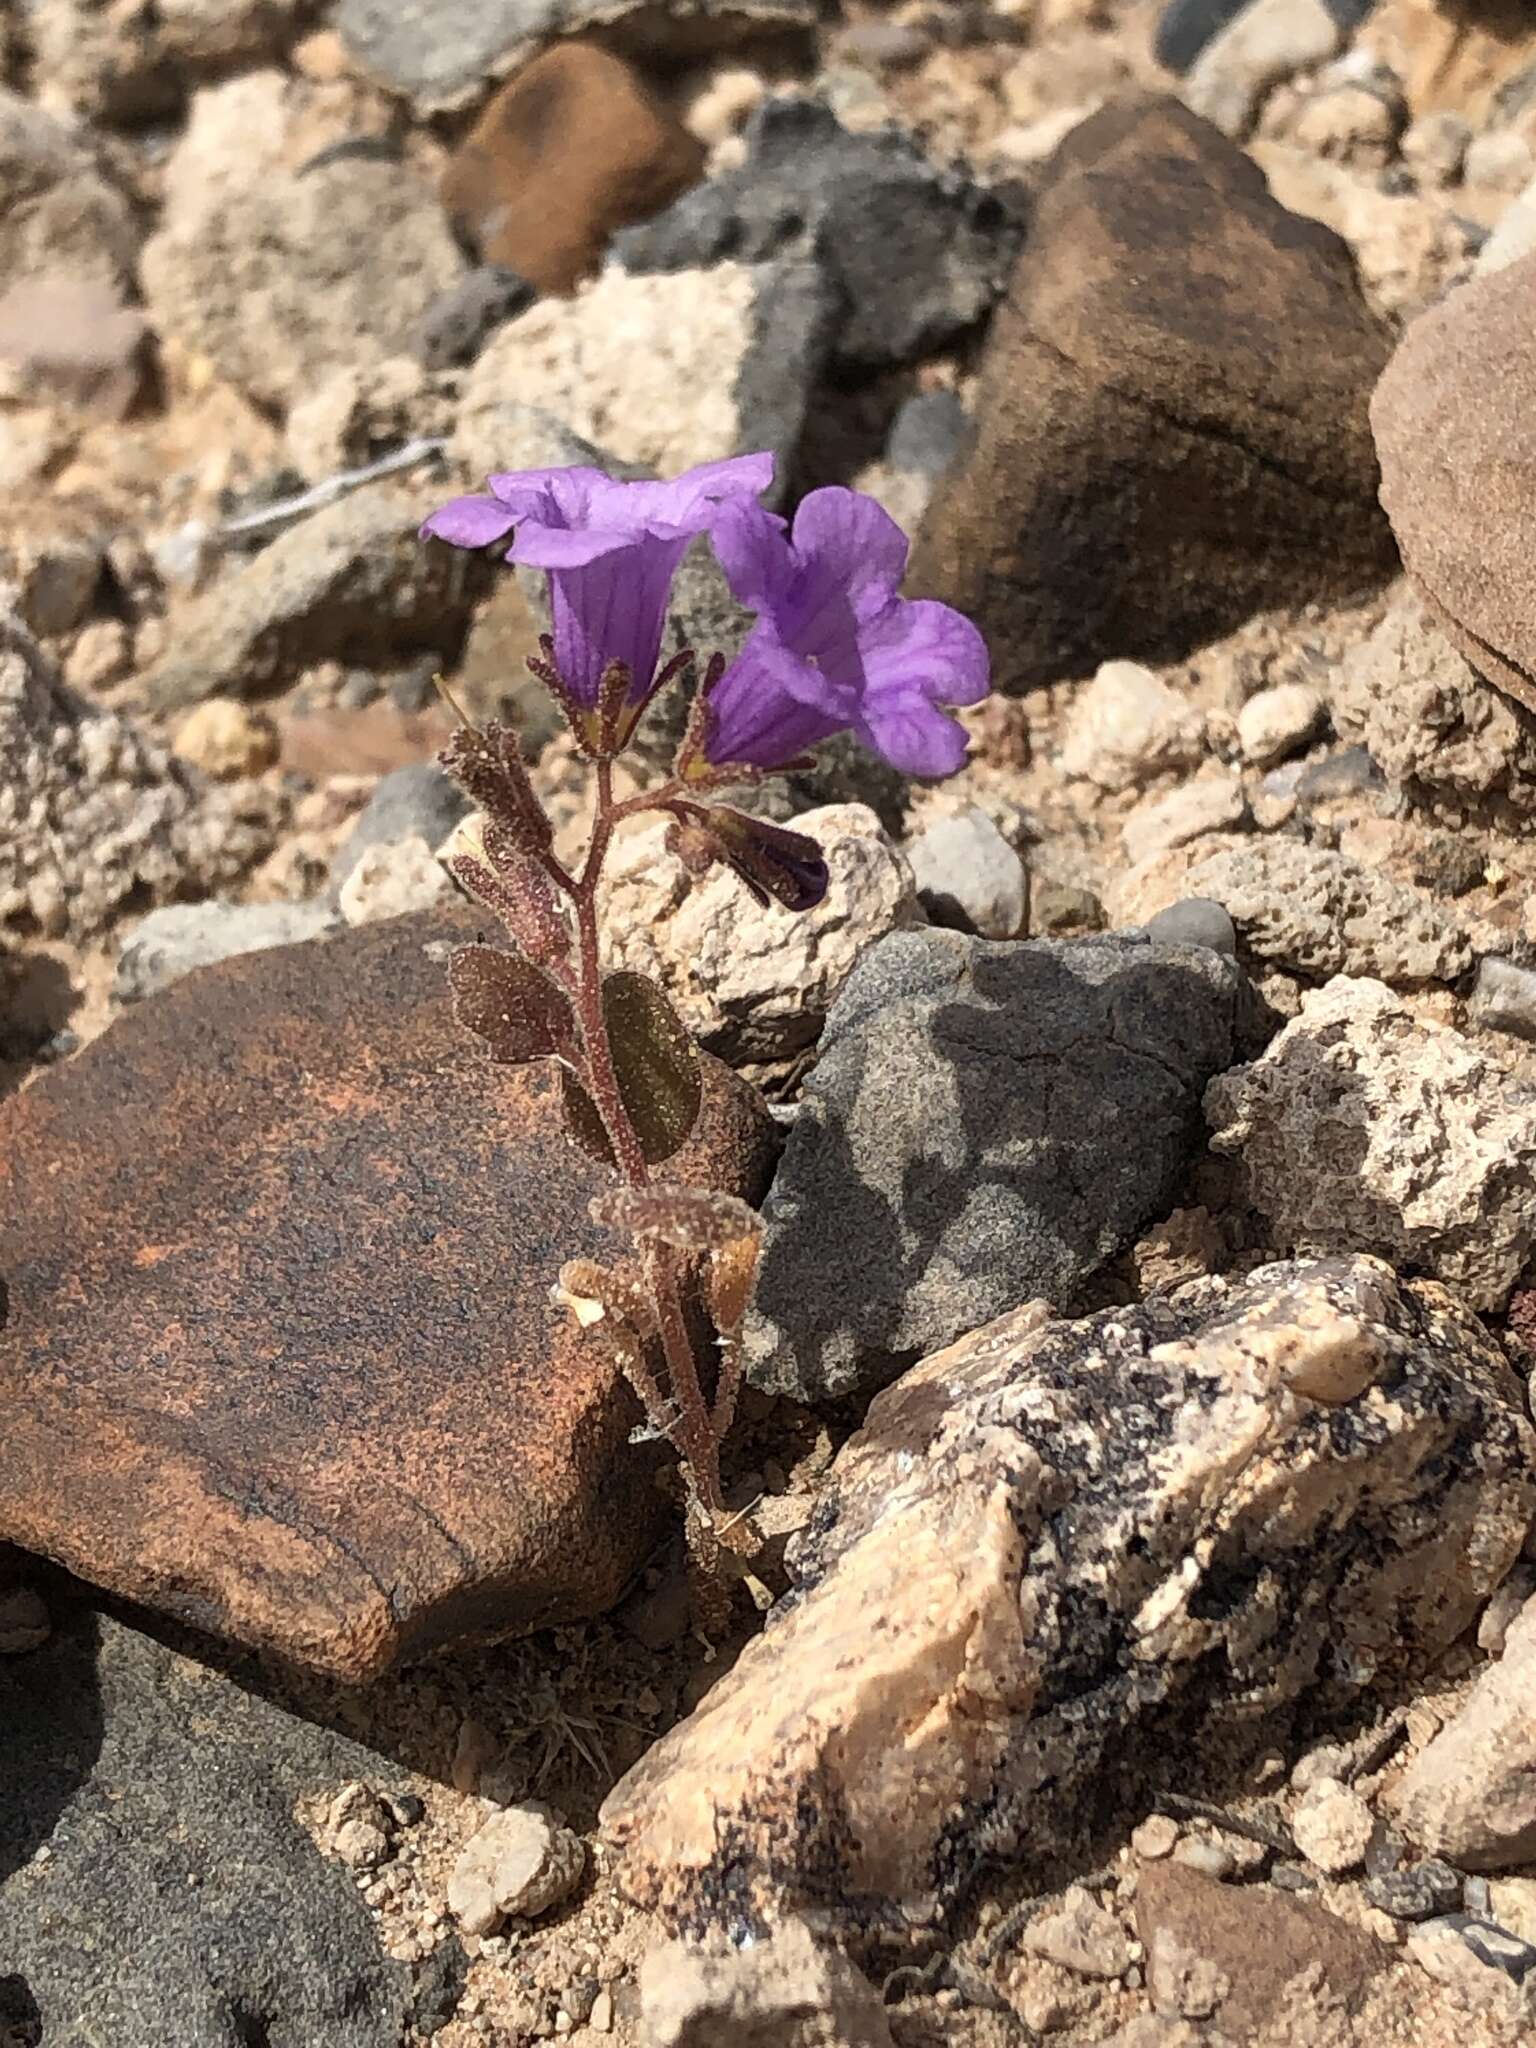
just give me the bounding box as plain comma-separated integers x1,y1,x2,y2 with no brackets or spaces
506,523,638,568
790,487,910,622
701,631,849,769
420,494,519,549
547,533,692,708
858,598,991,709
485,467,609,520
855,691,972,778
711,498,795,615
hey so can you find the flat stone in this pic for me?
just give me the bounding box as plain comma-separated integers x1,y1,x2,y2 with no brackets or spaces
115,898,344,1003
603,1257,1534,1932
0,908,777,1679
742,927,1240,1402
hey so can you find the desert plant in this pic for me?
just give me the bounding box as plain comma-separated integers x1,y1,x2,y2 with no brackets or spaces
422,453,988,1582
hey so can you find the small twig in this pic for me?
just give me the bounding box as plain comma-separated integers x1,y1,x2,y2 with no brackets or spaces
216,437,448,542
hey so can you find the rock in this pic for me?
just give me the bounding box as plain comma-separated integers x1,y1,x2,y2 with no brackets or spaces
0,275,146,414
456,259,832,492
442,43,704,296
335,0,819,114
1137,1863,1388,2036
338,837,454,926
172,698,280,780
1206,976,1536,1312
1236,681,1324,765
616,94,1022,370
0,907,777,1679
142,485,489,712
0,1610,410,2045
324,1782,396,1872
1388,1593,1536,1869
602,803,920,1066
1185,0,1344,140
1060,661,1207,791
1134,1815,1183,1861
1401,108,1472,186
140,156,466,418
28,0,311,123
331,760,474,886
1372,249,1536,720
1364,1860,1464,1922
1154,0,1251,77
885,388,972,480
1407,1916,1536,2028
1144,899,1238,955
1292,82,1407,171
1,607,281,941
284,356,453,486
0,502,105,637
637,1920,894,2048
1491,1879,1536,1947
904,806,1026,939
0,87,139,295
115,898,344,1003
744,928,1242,1402
1476,170,1536,276
1022,1887,1133,1979
1291,1778,1376,1875
1331,586,1536,820
1112,836,1471,985
1470,957,1536,1043
603,1257,1535,1930
411,265,537,372
1122,774,1248,865
909,99,1395,692
448,1805,585,1935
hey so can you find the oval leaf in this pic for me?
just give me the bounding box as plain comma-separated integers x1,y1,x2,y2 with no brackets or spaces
603,971,703,1166
561,1070,615,1166
449,944,573,1065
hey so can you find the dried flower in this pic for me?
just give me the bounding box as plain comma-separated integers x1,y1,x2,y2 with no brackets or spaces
691,486,990,779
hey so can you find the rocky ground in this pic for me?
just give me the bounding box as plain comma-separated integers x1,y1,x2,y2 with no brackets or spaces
5,0,1536,2043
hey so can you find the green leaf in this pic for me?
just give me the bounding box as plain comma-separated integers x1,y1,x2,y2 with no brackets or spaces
561,1070,615,1167
449,945,573,1065
602,971,703,1167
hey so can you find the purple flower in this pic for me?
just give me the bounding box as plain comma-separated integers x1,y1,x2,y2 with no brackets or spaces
697,487,990,779
422,453,775,713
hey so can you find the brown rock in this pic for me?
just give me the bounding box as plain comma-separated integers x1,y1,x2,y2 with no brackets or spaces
1136,1863,1388,2039
908,97,1396,692
0,907,776,1680
602,1259,1534,1934
442,44,705,296
1372,249,1536,719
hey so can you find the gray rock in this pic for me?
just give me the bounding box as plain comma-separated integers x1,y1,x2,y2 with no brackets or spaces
905,806,1026,938
1145,898,1238,956
331,762,472,886
0,87,139,295
335,0,818,114
0,1609,410,2046
615,95,1023,369
743,927,1242,1401
116,899,342,1003
410,265,536,372
141,484,489,711
886,388,972,479
1364,1862,1465,1923
1469,956,1536,1045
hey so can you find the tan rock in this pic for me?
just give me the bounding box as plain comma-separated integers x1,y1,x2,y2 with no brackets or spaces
1060,661,1206,791
1022,1886,1132,1979
448,1804,584,1935
602,1258,1534,1933
1121,774,1248,866
1291,1778,1375,1876
337,836,452,926
0,87,139,296
1236,681,1323,765
1184,0,1341,141
442,43,704,296
638,1920,893,2048
1208,977,1536,1313
173,699,279,780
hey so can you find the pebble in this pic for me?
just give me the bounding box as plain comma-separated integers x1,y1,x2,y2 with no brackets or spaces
1172,1837,1236,1881
1121,773,1247,864
1401,110,1471,188
1021,1886,1133,1980
1364,1861,1464,1923
905,806,1026,938
1235,681,1324,765
1469,957,1536,1045
411,265,536,373
1490,1879,1536,1947
447,1804,585,1937
1295,745,1383,805
114,898,342,1004
337,836,453,927
1144,899,1238,957
171,698,280,780
330,761,472,886
590,1987,614,2032
1133,1815,1181,1861
1060,660,1206,791
1184,0,1343,140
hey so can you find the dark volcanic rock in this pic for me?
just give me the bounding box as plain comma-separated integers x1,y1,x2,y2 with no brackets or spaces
0,1609,410,2046
0,908,777,1680
604,1258,1536,1933
743,927,1242,1403
908,97,1397,692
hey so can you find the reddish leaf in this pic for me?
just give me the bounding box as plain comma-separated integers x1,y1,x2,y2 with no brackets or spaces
448,945,573,1065
602,971,702,1167
560,1070,615,1166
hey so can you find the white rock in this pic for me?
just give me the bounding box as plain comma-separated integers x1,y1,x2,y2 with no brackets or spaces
1291,1778,1374,1876
905,805,1026,938
1184,0,1341,140
1121,774,1246,865
447,1803,584,1936
1206,977,1536,1312
1478,171,1536,276
1060,661,1206,793
337,836,453,926
601,802,921,1064
1022,1885,1133,1979
1236,682,1323,765
637,1919,893,2048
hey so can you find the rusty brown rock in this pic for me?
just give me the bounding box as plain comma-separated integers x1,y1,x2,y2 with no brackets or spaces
1136,1862,1388,2036
442,43,705,297
908,97,1396,692
1372,248,1536,719
0,907,776,1680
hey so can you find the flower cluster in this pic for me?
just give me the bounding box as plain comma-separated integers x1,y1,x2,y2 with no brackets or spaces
424,452,989,902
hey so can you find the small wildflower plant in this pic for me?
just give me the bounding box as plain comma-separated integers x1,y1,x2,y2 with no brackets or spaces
422,452,988,1582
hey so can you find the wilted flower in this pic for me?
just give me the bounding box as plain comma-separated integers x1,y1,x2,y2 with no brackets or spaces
690,486,990,780
422,453,775,742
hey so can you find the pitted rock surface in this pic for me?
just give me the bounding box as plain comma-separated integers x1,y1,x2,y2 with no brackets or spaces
0,908,776,1680
603,1257,1536,1933
909,97,1395,690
